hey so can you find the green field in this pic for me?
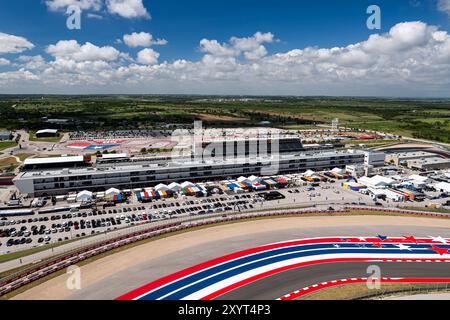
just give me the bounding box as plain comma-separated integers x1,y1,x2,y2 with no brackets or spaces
0,96,449,143
0,141,17,151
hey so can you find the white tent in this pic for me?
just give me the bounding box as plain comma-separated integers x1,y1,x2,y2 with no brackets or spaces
168,182,182,192
155,183,169,191
181,181,195,188
248,175,260,183
304,170,315,176
359,175,394,189
408,174,432,186
237,176,249,183
76,190,93,202
105,188,120,197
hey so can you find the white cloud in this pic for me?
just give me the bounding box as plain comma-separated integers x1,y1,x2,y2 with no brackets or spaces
46,40,120,62
200,32,274,60
3,22,450,97
45,0,149,19
0,58,10,66
123,32,167,48
87,13,104,19
45,0,102,11
0,32,34,54
438,0,450,16
17,56,46,70
137,48,159,65
106,0,149,19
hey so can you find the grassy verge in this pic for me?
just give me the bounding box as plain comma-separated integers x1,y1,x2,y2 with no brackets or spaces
401,206,450,214
15,153,34,162
0,141,17,151
2,208,450,299
300,282,450,300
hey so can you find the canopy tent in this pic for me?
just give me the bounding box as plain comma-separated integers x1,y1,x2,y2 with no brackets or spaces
76,190,93,202
168,182,182,192
155,183,169,191
304,170,316,177
181,181,195,188
105,188,121,197
248,175,261,183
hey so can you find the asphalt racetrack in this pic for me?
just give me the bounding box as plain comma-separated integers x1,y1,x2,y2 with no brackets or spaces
11,216,450,300
217,262,450,300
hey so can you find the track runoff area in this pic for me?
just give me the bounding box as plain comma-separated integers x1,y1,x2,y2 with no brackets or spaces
116,235,450,301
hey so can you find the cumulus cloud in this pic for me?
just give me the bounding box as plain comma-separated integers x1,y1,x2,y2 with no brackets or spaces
0,58,10,66
45,0,149,19
46,40,120,62
3,22,450,96
438,0,450,16
45,0,102,11
200,32,274,60
137,48,159,65
106,0,149,19
123,32,167,48
0,32,34,54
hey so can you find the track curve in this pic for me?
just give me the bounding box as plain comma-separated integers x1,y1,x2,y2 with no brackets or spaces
117,236,450,300
10,216,450,300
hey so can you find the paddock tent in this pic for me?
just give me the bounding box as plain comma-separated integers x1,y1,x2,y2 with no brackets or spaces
105,188,121,197
168,182,182,192
248,175,261,183
76,190,93,202
155,184,169,191
181,181,195,189
359,175,394,189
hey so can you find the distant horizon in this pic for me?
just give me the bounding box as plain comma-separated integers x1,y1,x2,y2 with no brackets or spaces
1,93,450,100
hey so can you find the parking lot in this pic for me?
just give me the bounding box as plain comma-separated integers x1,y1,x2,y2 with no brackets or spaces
0,179,370,254
2,175,449,255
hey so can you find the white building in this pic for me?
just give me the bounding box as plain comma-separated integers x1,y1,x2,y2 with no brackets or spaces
363,151,386,167
14,150,365,196
407,174,432,188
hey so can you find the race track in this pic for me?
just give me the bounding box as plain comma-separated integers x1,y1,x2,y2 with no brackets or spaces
218,262,450,300
118,236,450,300
11,215,450,300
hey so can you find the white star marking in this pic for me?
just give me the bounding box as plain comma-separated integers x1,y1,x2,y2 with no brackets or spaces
429,236,448,244
394,244,412,251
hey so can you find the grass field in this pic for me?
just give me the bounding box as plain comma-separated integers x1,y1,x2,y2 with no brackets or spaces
15,153,34,162
0,156,18,172
300,282,450,300
0,141,16,151
0,96,449,143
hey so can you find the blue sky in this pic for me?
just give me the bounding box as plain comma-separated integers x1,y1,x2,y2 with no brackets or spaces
1,0,450,96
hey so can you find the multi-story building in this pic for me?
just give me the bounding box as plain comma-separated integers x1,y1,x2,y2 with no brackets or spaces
14,150,365,196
